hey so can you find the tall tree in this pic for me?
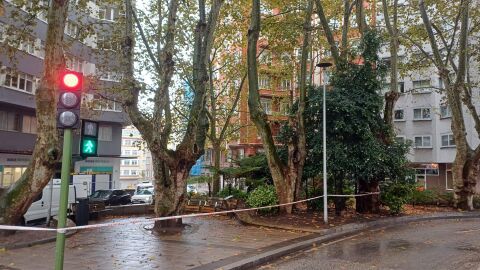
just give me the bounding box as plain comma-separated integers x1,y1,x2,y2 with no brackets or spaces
123,0,224,229
418,0,477,209
381,0,400,131
247,0,313,213
0,0,68,227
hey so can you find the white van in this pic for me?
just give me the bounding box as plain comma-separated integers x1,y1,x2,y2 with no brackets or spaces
23,180,76,224
136,182,153,193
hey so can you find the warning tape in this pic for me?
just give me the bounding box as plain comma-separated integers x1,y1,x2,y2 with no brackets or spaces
0,192,379,232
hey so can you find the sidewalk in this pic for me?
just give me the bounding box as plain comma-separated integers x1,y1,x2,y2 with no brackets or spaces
0,216,308,270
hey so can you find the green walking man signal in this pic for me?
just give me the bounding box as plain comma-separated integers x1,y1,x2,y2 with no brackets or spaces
80,120,99,158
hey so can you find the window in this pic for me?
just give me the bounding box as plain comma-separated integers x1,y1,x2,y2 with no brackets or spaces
398,82,405,93
64,20,78,37
98,125,112,141
20,37,35,55
94,96,123,112
121,170,129,176
413,79,432,93
1,167,27,187
259,51,271,64
413,108,431,120
281,52,291,64
122,160,131,166
259,76,271,89
261,99,272,115
124,150,131,156
415,168,439,176
441,134,455,147
0,111,21,132
414,135,432,148
22,115,37,134
394,109,405,121
97,35,120,51
2,68,36,93
280,79,292,90
98,7,115,21
440,105,451,118
130,170,138,175
66,56,83,73
280,102,289,115
131,159,138,165
131,150,138,156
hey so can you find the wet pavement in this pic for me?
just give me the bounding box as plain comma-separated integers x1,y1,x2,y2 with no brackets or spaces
0,216,307,270
258,219,480,270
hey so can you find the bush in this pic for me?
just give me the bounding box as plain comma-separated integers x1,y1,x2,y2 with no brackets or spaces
474,196,480,209
381,181,415,215
306,187,323,211
217,187,248,200
246,185,278,214
410,189,439,206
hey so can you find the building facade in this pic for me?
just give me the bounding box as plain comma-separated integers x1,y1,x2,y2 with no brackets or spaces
0,1,127,188
119,125,154,189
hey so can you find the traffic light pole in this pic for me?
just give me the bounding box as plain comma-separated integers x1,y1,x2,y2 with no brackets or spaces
54,128,73,270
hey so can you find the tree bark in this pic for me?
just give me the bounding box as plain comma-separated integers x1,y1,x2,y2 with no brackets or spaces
356,179,380,213
0,0,67,228
211,141,222,195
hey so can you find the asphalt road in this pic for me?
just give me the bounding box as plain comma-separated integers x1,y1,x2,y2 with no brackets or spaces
258,218,480,270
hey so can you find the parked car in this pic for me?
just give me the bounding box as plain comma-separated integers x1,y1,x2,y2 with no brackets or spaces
123,189,136,197
136,182,153,193
187,185,197,193
131,189,154,204
89,189,131,206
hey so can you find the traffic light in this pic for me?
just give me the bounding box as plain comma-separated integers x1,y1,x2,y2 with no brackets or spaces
80,120,98,158
57,71,83,129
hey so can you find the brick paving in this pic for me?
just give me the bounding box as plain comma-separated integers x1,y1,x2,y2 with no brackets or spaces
0,216,308,270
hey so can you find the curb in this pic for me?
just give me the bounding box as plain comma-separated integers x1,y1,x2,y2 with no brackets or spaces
193,211,480,270
0,218,78,251
0,230,77,250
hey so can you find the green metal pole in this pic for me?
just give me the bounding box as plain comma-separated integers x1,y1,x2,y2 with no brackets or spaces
54,128,73,270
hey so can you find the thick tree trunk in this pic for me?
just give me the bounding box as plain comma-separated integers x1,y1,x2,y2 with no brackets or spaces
152,154,191,232
0,0,67,228
212,142,221,195
356,179,380,213
453,155,477,210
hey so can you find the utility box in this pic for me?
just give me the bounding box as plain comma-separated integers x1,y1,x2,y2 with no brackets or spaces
75,198,89,226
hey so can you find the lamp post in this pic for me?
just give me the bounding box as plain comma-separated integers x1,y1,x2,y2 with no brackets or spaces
316,61,332,224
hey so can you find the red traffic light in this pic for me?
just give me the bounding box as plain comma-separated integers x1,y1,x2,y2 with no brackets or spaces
60,71,83,90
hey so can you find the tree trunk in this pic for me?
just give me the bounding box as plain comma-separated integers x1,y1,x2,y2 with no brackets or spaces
0,0,67,228
212,141,222,195
152,153,191,232
453,155,477,210
356,179,380,213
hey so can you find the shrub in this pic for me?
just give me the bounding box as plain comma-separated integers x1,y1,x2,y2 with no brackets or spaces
410,189,439,206
306,188,323,211
217,187,248,200
474,196,480,209
246,185,278,214
381,181,414,215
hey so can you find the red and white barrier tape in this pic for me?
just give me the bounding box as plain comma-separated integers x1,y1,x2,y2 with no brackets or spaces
0,192,380,232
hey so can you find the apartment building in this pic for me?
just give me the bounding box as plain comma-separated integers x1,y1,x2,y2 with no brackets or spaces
119,125,154,189
0,1,127,188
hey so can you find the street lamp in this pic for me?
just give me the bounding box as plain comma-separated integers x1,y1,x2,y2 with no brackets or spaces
316,61,332,224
